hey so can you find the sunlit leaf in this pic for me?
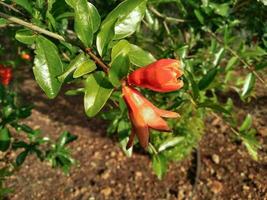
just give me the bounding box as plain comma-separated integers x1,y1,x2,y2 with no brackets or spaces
84,72,113,117
241,73,255,99
33,36,63,99
152,154,167,180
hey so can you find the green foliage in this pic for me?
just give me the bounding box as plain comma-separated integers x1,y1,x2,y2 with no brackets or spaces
33,36,63,99
84,72,113,117
0,84,77,198
0,0,265,180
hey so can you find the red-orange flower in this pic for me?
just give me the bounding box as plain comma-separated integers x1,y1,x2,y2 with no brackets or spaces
122,85,179,149
127,59,183,92
21,53,31,61
0,65,12,86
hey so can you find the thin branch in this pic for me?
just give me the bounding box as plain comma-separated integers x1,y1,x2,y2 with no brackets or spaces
0,11,65,41
0,1,25,16
149,6,187,23
206,30,266,86
85,48,109,74
0,11,110,73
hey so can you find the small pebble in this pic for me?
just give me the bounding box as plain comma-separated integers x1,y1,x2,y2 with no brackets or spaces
212,154,220,164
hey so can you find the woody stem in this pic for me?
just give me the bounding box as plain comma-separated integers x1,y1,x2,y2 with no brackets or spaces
0,11,109,73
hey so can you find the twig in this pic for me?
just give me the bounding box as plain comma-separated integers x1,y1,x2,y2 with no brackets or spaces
0,1,25,16
85,48,109,74
189,146,201,200
0,11,65,41
0,11,110,73
206,30,266,86
149,5,187,23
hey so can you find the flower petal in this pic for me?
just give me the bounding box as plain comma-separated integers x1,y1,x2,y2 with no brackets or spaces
129,111,149,149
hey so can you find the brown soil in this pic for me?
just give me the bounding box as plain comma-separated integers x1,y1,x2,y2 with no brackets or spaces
4,67,267,200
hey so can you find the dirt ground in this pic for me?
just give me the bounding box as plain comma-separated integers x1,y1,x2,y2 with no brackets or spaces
3,66,267,200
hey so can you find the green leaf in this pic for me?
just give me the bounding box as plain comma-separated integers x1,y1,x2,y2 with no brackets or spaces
194,9,204,24
15,29,36,45
111,40,131,60
113,1,147,40
213,48,224,67
198,67,218,90
0,128,11,152
186,70,199,100
112,40,156,66
152,154,167,180
0,18,7,26
97,20,116,56
225,56,238,71
158,137,184,152
128,44,156,66
239,114,253,132
65,0,75,7
73,59,97,78
16,150,29,166
209,3,229,17
241,129,260,161
241,73,255,98
84,72,113,117
118,120,132,157
57,131,77,147
97,0,146,56
109,54,130,87
241,46,267,58
33,36,63,99
58,53,88,82
72,0,101,47
13,0,33,14
198,101,230,115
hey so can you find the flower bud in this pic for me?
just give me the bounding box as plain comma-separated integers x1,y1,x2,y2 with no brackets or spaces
127,59,183,92
122,85,179,149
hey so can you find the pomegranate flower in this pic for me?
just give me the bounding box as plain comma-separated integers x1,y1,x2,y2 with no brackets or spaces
122,85,179,149
127,59,183,92
0,65,12,86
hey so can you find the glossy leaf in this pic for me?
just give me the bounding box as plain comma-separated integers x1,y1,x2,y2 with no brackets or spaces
73,59,97,78
241,129,259,161
198,67,218,90
72,0,101,47
57,131,77,147
112,40,156,66
114,1,147,40
97,20,116,56
152,154,167,180
158,137,184,152
84,72,113,117
239,114,253,132
241,73,255,98
0,128,11,152
225,56,238,71
109,54,130,87
15,29,36,45
33,36,63,99
16,150,29,166
58,53,88,82
97,0,146,56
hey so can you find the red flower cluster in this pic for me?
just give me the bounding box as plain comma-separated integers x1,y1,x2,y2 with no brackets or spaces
122,59,184,149
0,64,12,86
